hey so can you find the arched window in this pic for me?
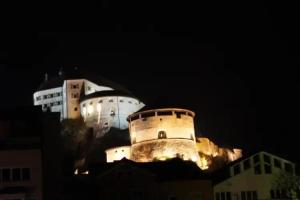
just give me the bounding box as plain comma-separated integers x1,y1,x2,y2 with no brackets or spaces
158,131,167,139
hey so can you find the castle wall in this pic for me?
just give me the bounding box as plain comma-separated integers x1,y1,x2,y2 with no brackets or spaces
64,80,84,119
80,96,144,137
106,146,131,162
84,80,113,95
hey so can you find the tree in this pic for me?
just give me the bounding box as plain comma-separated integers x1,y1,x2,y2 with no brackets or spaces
273,171,300,200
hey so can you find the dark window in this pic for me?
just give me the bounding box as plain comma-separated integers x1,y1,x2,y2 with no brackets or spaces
241,191,246,200
175,111,185,118
87,86,91,91
253,154,260,163
120,99,124,102
270,190,275,199
226,192,231,200
98,100,103,103
130,115,140,121
141,112,155,118
22,168,30,181
263,154,271,164
43,95,47,99
243,159,251,170
233,164,241,175
157,111,173,116
2,168,11,182
247,191,251,200
109,99,113,103
104,122,108,126
158,131,167,139
220,192,225,200
274,158,282,169
284,163,293,173
264,164,272,174
128,101,132,104
216,193,220,200
74,107,78,111
254,165,261,174
187,112,193,117
252,191,258,200
12,168,21,181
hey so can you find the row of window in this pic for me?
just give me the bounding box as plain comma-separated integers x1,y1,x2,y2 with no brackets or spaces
130,111,193,121
42,101,63,109
0,168,31,182
131,131,194,144
216,191,258,200
82,99,138,107
36,92,62,101
232,153,294,176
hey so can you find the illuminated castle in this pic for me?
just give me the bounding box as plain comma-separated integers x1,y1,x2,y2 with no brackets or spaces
33,68,242,170
33,69,144,137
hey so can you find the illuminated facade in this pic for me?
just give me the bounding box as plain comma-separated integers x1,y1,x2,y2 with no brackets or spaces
33,70,144,134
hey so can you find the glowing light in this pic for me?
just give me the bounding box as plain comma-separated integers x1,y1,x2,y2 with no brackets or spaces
82,170,89,175
74,169,78,175
97,103,102,124
87,105,93,115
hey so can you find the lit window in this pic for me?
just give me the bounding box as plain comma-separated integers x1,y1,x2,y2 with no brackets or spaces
158,131,167,139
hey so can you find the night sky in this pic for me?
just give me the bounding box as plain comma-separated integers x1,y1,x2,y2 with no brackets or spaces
1,1,299,162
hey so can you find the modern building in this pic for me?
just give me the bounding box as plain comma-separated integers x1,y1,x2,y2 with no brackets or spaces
213,151,296,200
33,69,144,136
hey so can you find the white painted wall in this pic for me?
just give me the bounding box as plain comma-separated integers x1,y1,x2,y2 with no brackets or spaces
105,146,131,162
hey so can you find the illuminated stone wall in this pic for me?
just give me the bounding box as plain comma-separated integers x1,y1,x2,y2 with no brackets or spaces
106,146,131,162
131,139,199,162
80,96,144,138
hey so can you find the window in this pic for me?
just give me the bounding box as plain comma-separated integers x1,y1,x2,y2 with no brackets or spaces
274,158,282,169
175,111,185,118
109,99,113,103
120,99,124,102
74,107,78,111
243,159,251,170
241,192,246,200
12,168,21,181
253,154,260,163
98,100,103,103
221,192,226,200
157,111,173,116
71,93,78,98
252,191,258,200
158,131,167,139
130,115,140,121
87,86,91,91
2,168,11,182
128,101,132,104
284,163,293,173
263,154,271,164
22,168,30,181
264,164,272,174
226,192,231,200
71,84,79,89
216,192,221,200
43,95,47,99
233,164,241,175
104,122,109,126
36,96,41,101
254,165,261,174
247,191,251,200
141,112,155,118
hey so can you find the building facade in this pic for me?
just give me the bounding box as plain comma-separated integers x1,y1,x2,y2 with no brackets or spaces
213,151,296,200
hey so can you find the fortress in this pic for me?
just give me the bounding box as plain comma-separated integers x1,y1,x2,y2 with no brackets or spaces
33,68,242,170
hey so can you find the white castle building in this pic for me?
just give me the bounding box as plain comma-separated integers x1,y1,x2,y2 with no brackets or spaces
33,69,145,136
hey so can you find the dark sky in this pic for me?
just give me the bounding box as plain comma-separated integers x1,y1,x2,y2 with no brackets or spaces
1,1,300,161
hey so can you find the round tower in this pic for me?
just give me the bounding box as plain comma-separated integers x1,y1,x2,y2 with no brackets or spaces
128,108,199,162
80,90,144,138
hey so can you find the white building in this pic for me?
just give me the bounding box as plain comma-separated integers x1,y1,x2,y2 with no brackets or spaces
213,151,296,200
33,69,144,134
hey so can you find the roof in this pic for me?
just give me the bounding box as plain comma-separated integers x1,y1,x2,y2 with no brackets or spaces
36,68,133,95
80,90,139,102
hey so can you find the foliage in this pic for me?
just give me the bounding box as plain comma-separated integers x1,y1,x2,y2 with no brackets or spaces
273,171,300,199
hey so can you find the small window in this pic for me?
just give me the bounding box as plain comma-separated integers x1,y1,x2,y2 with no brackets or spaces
43,95,47,99
246,191,251,200
109,99,113,103
2,168,11,182
220,192,225,200
104,122,109,126
284,163,293,173
216,192,220,200
158,131,167,139
98,100,103,103
233,164,241,175
243,159,251,170
175,111,185,118
157,111,173,116
141,112,155,118
274,158,282,169
263,154,271,164
130,115,140,121
252,191,258,200
264,164,272,174
253,154,260,164
74,107,78,111
128,101,132,104
187,112,193,117
270,190,275,199
22,168,31,181
87,86,91,91
226,192,231,200
12,168,21,181
254,165,261,174
241,191,246,200
120,99,124,102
